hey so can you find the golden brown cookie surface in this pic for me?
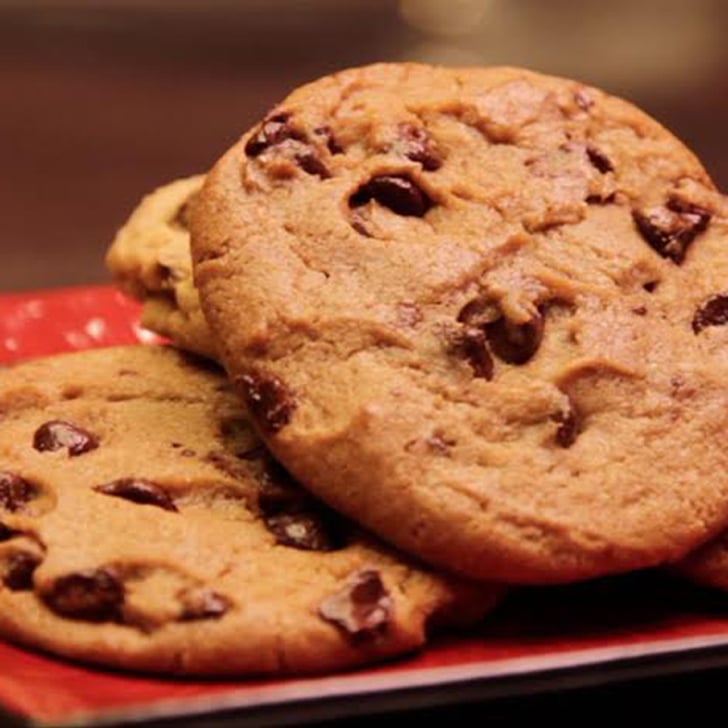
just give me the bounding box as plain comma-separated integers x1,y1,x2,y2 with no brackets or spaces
0,346,502,675
106,176,217,359
191,63,728,584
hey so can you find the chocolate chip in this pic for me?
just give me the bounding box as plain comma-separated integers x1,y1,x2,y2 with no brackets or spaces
94,479,178,512
586,193,616,205
456,298,544,368
265,512,341,551
44,569,124,622
314,125,343,154
0,472,39,513
0,523,14,542
485,311,545,365
396,124,442,171
244,112,305,157
457,298,500,327
350,175,432,217
633,198,711,264
253,457,346,549
586,145,613,174
319,569,392,638
693,293,728,333
452,328,494,380
244,112,331,179
632,305,648,316
255,458,304,516
3,551,42,591
179,587,230,621
0,482,31,518
295,150,330,179
553,404,580,448
643,281,659,293
238,372,296,434
33,421,99,457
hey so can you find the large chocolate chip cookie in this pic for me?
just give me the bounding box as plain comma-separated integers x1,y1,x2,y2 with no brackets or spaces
0,346,502,674
191,63,728,584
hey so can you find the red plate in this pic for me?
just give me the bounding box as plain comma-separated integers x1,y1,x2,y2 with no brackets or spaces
2,285,728,726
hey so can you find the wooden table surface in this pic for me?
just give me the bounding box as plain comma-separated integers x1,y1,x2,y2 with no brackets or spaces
1,0,727,293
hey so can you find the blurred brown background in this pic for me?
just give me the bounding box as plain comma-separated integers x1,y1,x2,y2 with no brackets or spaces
1,0,727,292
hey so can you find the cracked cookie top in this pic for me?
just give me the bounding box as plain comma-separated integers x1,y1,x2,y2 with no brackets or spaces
0,345,501,675
191,63,728,584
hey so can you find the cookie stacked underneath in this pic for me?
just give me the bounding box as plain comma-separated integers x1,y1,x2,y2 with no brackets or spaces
0,346,502,674
7,62,728,676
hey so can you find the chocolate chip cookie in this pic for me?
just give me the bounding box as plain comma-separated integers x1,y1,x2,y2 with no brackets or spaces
191,62,728,584
0,346,503,675
106,176,217,359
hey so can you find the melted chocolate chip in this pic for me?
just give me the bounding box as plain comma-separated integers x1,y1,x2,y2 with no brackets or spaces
485,311,545,365
693,293,728,333
295,150,331,179
553,405,580,448
0,472,40,513
453,328,494,380
244,112,305,157
254,457,346,550
585,193,616,205
238,372,296,434
265,512,341,551
179,587,230,621
94,479,178,512
350,175,432,217
397,124,443,171
33,421,99,457
255,458,305,516
668,197,710,216
44,569,124,622
633,198,711,264
319,569,392,638
0,523,14,542
457,298,545,368
4,551,42,591
314,125,343,154
457,298,499,327
586,145,613,174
